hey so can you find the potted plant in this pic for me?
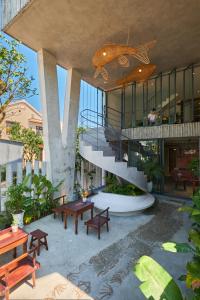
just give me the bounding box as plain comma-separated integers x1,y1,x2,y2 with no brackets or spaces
5,176,30,227
143,159,164,192
11,218,18,233
80,188,89,202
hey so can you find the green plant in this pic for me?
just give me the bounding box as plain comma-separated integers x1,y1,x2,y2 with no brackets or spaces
162,189,200,298
133,188,200,300
103,173,144,196
0,212,12,229
24,174,63,220
10,122,43,162
5,175,30,214
143,158,164,182
188,158,199,178
0,33,37,124
134,256,184,300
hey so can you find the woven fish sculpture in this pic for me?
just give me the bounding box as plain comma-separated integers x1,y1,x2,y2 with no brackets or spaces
92,40,156,81
115,64,156,87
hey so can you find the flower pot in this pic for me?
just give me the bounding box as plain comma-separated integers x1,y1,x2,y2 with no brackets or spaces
82,197,87,203
147,181,153,193
12,210,24,228
11,225,18,233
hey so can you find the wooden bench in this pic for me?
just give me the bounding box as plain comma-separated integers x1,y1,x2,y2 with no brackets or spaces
52,194,67,220
85,207,110,239
0,247,40,300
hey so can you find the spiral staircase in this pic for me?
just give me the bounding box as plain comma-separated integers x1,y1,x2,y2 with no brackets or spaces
79,108,147,192
79,108,155,215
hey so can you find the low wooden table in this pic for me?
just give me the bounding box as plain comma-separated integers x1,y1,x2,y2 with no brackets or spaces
0,227,28,260
62,200,94,234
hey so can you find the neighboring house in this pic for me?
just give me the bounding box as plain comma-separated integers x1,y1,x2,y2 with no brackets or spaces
0,100,43,140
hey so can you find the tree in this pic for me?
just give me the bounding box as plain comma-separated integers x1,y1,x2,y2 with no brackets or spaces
0,33,37,124
10,122,43,162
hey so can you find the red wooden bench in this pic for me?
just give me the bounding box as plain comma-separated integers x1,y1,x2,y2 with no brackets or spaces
85,207,110,239
0,247,40,300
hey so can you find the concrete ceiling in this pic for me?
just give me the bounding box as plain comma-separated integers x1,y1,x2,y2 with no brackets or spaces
4,0,200,90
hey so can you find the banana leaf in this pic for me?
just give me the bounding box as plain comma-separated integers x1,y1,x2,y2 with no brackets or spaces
162,242,194,253
133,256,183,300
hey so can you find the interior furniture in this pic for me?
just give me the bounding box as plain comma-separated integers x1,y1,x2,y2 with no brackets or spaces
0,227,28,259
52,194,67,220
62,200,94,234
29,229,48,256
85,207,110,239
0,247,40,300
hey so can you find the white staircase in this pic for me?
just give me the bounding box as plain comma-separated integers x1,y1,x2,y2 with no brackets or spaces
80,126,147,192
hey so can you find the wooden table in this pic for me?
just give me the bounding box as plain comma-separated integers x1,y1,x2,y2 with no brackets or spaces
0,227,28,259
62,200,94,234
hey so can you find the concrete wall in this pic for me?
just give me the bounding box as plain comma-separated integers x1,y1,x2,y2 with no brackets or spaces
0,139,23,165
123,122,200,140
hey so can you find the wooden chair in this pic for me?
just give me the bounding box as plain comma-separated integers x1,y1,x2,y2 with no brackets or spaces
0,247,40,300
29,229,48,256
85,207,110,239
52,194,67,220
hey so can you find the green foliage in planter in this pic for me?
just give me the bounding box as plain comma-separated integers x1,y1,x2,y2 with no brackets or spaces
5,175,30,214
24,174,63,221
143,158,164,182
133,188,200,300
103,173,144,196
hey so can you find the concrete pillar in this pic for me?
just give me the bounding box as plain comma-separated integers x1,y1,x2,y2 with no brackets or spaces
62,68,81,199
37,49,65,185
102,169,106,186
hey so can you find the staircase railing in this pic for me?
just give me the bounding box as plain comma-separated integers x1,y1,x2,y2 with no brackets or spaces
80,108,145,166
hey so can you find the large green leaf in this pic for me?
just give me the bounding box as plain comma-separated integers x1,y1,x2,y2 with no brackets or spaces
189,229,200,248
133,256,183,300
162,242,194,253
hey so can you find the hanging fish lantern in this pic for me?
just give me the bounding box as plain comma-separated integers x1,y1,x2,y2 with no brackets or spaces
115,64,156,87
92,40,156,81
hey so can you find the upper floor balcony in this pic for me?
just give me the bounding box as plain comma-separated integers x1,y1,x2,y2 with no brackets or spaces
0,0,30,30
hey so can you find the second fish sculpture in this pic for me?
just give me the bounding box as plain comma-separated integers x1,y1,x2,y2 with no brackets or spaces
92,40,156,81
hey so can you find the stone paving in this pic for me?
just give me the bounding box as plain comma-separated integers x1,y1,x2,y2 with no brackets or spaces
1,198,192,300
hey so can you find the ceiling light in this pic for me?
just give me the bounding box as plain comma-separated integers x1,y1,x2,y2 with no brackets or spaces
103,52,107,56
139,69,142,73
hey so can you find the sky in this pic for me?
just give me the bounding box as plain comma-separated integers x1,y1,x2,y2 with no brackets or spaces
1,32,67,118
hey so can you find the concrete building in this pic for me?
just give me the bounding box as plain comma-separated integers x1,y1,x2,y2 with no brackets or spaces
1,0,200,199
0,100,43,140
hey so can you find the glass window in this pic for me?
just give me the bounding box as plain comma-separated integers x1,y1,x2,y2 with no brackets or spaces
193,66,200,122
161,74,169,124
106,89,122,129
176,70,184,123
169,71,176,124
124,85,132,128
184,67,193,122
135,84,143,127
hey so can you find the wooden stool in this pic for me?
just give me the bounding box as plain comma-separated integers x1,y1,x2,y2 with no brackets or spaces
29,229,48,256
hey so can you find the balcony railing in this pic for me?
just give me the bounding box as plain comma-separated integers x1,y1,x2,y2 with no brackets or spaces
0,0,30,30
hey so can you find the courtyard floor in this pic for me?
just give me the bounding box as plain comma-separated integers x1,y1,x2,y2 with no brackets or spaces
1,197,192,300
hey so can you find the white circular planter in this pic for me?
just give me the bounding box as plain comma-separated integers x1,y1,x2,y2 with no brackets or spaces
92,192,155,216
